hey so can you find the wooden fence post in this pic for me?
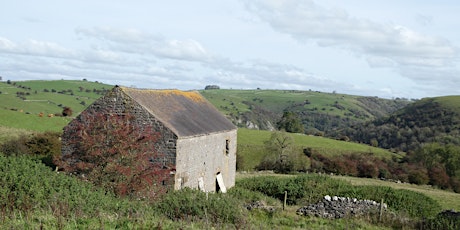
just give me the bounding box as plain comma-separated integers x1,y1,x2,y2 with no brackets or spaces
283,191,287,210
379,198,384,222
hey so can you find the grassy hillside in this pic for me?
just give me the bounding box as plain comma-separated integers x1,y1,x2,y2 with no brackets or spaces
0,80,111,132
345,95,460,152
200,89,410,133
335,175,460,211
237,128,399,171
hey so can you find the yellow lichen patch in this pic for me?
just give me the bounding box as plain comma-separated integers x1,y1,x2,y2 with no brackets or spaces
156,89,205,102
120,87,205,102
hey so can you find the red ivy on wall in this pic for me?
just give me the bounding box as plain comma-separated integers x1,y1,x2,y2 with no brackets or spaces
56,110,172,199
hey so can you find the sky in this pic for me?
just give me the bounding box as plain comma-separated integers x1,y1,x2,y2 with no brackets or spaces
1,0,459,99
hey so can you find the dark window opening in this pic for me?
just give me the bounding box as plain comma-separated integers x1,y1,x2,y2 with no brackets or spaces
225,139,230,155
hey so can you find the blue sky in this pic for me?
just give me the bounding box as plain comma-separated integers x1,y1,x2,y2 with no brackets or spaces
1,0,459,99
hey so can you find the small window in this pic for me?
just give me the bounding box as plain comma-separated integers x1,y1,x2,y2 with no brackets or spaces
225,139,230,155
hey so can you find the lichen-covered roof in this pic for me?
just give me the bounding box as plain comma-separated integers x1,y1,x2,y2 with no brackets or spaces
118,86,236,137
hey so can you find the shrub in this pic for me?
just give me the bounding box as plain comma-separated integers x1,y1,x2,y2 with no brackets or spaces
418,210,460,230
0,154,129,218
0,132,61,168
408,167,429,185
237,174,351,205
0,134,29,156
429,165,451,189
357,161,379,178
338,185,441,218
155,188,246,226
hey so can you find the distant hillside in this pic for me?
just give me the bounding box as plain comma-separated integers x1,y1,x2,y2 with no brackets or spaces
0,80,111,131
199,89,411,134
343,96,460,152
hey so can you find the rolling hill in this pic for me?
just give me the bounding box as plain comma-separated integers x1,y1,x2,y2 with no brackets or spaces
199,89,411,134
0,79,404,169
343,95,460,152
0,80,111,131
2,79,458,154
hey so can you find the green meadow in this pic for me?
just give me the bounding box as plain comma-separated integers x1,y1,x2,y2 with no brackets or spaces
237,128,399,171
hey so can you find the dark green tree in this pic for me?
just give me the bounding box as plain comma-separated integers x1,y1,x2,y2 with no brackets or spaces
277,111,304,133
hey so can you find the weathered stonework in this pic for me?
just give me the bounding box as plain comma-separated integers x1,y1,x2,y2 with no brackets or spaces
175,129,237,191
61,86,237,193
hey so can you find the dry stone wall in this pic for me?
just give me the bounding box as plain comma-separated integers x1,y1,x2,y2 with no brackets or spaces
297,195,387,219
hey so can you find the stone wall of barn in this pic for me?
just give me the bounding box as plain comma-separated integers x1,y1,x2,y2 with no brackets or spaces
174,129,237,192
61,87,178,167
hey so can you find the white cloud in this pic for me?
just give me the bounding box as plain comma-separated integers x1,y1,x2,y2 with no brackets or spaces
0,37,16,51
77,27,213,62
245,0,459,82
0,37,74,59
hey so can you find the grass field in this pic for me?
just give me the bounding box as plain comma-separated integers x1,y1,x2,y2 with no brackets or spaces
334,175,460,211
0,80,110,117
199,89,380,121
237,128,400,171
0,80,111,132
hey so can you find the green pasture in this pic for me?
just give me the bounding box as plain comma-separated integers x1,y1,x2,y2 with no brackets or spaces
0,110,70,132
199,89,389,129
335,175,460,211
237,128,399,171
432,95,460,114
0,80,112,132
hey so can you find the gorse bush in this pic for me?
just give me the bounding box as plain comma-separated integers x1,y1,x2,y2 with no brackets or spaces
0,131,61,168
0,154,190,229
337,185,441,218
0,154,132,218
155,188,247,226
419,210,460,230
237,174,351,205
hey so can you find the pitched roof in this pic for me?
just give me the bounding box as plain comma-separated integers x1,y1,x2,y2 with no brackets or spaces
118,86,236,137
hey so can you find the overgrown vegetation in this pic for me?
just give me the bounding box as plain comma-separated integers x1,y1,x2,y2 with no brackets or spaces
0,131,61,168
256,131,309,173
3,154,457,229
56,111,172,199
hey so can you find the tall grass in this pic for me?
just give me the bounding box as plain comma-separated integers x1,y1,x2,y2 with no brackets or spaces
0,154,454,229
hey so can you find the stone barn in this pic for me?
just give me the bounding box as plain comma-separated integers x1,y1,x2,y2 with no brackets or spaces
61,86,237,193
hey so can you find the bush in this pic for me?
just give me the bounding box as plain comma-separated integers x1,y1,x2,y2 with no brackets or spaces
357,161,379,178
237,174,351,205
338,185,441,218
0,132,61,168
0,154,130,218
419,210,460,230
408,167,429,185
429,165,451,189
155,188,246,226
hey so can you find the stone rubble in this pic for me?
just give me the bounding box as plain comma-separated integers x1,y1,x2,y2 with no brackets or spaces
297,195,387,219
245,201,276,212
